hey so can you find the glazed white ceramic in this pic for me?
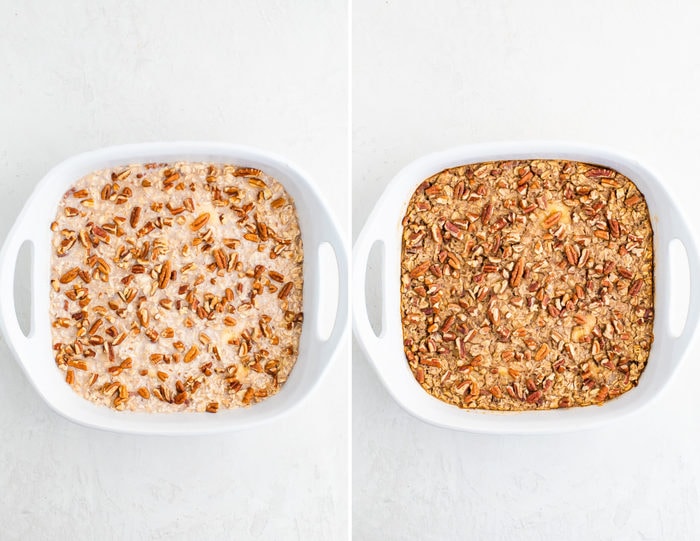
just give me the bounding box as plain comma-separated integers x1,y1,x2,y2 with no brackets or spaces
0,142,348,434
353,141,699,433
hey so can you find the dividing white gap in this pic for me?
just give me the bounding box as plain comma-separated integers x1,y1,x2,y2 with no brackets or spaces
14,240,32,337
366,241,383,337
669,239,690,337
317,242,339,341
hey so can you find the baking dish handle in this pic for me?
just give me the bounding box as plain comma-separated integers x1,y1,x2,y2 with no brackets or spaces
352,214,390,368
0,212,36,362
665,210,700,361
315,218,350,367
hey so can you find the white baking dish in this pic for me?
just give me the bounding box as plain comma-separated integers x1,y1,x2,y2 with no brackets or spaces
353,142,699,434
0,142,348,435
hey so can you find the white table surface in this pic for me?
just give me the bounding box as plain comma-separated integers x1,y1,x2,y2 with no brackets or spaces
0,1,348,540
353,1,700,540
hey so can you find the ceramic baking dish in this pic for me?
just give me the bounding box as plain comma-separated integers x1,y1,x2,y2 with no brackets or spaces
353,141,699,434
0,142,348,435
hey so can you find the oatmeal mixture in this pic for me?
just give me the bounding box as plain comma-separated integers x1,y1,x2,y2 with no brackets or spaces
400,160,654,410
50,162,303,412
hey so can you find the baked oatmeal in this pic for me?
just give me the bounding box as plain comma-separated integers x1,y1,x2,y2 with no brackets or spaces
50,162,303,412
400,160,654,410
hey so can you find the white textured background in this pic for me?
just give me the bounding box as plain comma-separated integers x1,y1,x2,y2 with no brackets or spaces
0,1,348,540
353,1,700,540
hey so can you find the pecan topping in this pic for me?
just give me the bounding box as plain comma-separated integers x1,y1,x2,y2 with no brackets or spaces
49,162,304,412
401,159,654,411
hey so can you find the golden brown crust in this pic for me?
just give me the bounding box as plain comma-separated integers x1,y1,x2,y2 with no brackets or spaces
400,160,654,410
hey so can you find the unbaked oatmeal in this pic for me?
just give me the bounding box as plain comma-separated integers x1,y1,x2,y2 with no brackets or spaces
50,162,303,412
400,160,654,410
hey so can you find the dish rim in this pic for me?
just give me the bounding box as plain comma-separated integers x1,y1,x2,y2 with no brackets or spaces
353,141,700,434
0,141,349,435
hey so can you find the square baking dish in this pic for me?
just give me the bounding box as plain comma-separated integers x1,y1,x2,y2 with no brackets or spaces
0,142,348,434
353,142,699,433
